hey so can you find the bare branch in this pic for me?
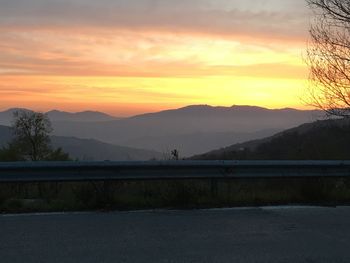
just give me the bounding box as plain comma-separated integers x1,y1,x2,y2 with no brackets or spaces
306,0,350,117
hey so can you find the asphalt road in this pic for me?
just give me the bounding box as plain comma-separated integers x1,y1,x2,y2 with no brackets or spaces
1,206,350,263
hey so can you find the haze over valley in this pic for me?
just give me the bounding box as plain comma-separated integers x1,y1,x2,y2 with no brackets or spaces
0,105,323,157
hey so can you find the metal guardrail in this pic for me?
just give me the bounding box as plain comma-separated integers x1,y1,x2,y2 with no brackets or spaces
0,161,350,183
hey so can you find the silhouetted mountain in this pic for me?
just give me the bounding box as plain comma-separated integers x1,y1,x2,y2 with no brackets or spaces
192,118,350,160
0,125,12,147
49,105,323,156
0,108,118,126
0,105,324,156
50,136,160,161
47,110,118,122
133,105,284,118
0,125,160,161
121,129,281,156
0,108,33,126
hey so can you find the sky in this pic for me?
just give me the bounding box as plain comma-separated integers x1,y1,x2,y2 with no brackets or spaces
0,0,311,116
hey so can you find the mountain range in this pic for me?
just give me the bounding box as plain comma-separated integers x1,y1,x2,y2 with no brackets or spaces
0,125,161,161
0,108,118,126
0,105,324,156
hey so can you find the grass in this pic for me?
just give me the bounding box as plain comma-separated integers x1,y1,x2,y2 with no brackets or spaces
1,177,350,213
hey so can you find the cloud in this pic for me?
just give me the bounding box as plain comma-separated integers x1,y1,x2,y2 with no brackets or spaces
0,0,309,40
0,24,306,79
0,0,310,114
0,0,310,78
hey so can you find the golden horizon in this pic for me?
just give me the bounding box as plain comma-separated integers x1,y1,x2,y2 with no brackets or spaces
0,0,311,115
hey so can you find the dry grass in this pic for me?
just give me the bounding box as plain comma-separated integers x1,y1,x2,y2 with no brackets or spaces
1,177,350,213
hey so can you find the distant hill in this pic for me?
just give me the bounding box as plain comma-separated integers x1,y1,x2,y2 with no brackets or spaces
121,129,281,157
192,118,350,160
47,110,118,122
0,125,12,147
0,108,118,126
0,105,324,156
0,125,160,161
0,108,33,126
50,136,161,161
49,105,324,156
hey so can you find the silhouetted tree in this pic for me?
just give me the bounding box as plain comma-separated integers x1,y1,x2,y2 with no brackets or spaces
45,148,71,161
0,110,71,161
11,110,53,161
307,0,350,117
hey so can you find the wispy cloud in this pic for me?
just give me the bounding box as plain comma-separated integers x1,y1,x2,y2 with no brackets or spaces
0,29,306,78
0,0,308,40
0,0,310,114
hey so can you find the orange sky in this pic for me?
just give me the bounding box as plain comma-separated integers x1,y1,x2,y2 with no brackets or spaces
0,0,312,116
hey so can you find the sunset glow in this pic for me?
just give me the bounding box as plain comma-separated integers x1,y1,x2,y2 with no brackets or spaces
0,0,311,115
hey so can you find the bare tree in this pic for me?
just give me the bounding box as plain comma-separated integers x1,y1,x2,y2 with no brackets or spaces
12,110,53,161
307,0,350,117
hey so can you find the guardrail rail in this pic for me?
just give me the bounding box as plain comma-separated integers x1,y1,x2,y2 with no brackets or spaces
0,160,350,183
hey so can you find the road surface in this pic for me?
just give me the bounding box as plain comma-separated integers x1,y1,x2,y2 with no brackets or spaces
1,206,350,263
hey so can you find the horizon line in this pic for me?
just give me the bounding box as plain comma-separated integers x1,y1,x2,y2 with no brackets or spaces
0,104,317,118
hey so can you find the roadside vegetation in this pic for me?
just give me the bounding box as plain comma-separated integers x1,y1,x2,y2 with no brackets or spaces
1,177,350,213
